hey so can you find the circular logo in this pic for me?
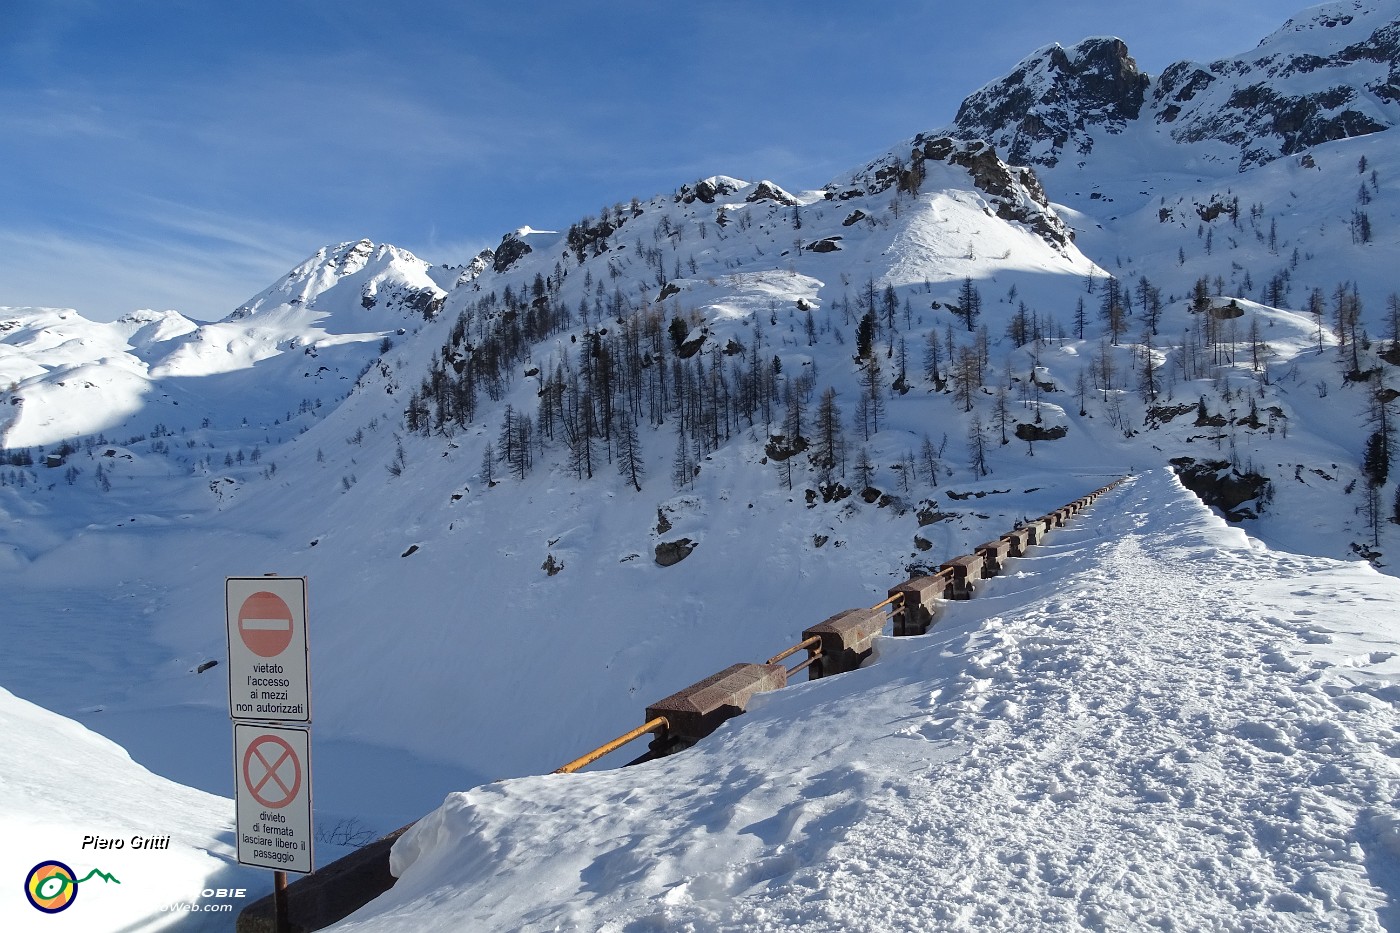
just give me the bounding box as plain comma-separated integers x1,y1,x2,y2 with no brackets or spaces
238,590,295,657
25,861,78,913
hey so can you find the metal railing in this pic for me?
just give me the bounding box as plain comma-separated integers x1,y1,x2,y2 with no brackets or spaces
551,477,1127,774
554,717,670,774
766,635,822,676
238,476,1130,933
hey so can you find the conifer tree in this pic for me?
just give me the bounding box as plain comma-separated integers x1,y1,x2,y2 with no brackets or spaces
993,385,1011,445
923,331,944,389
856,311,876,362
813,387,844,481
671,422,691,491
967,416,989,477
919,433,940,487
615,411,644,491
854,446,876,490
480,442,495,487
861,359,887,434
957,278,981,331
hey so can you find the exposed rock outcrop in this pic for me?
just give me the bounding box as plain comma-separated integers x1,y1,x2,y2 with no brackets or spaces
745,180,799,206
492,232,533,274
943,6,1399,173
950,37,1149,168
1171,457,1272,521
655,538,696,567
825,136,1074,249
1014,422,1068,442
677,176,741,204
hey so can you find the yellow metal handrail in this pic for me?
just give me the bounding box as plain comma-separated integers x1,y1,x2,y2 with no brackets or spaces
553,716,670,774
766,635,822,666
871,592,903,613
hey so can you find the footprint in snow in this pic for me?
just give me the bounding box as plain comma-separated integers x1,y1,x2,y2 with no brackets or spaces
1340,651,1396,668
1262,651,1303,673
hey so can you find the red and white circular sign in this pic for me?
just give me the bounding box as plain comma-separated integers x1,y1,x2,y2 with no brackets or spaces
238,591,295,658
242,733,302,809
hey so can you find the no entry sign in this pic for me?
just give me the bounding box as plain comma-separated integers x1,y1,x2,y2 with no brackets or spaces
226,577,311,723
238,590,296,657
234,723,313,874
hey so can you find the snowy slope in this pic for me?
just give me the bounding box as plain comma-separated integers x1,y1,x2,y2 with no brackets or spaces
55,141,1122,790
331,470,1400,932
0,308,199,444
0,685,261,932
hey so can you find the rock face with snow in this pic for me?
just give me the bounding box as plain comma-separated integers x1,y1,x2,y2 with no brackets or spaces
745,180,799,206
950,37,1150,168
491,231,533,273
825,135,1075,249
1156,1,1400,169
948,0,1400,171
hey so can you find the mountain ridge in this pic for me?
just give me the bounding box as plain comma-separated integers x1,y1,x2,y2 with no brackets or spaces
947,0,1400,172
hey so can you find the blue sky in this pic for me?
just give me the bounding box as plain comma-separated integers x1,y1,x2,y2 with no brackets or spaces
2,1,1299,322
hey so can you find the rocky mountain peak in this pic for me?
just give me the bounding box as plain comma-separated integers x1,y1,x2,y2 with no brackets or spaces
228,239,445,322
945,2,1399,174
1155,1,1400,169
949,36,1149,168
333,238,376,276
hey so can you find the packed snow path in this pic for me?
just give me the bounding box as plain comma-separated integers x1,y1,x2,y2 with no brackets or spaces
335,470,1400,932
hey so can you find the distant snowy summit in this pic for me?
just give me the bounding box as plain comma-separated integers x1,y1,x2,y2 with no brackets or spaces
230,238,448,323
0,240,443,447
5,0,1399,463
947,0,1400,171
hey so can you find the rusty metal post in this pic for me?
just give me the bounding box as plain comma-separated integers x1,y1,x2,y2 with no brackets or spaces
273,871,289,933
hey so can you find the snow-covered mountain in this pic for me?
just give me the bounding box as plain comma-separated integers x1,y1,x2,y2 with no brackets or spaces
229,238,447,323
950,0,1400,172
0,239,443,448
4,2,1400,929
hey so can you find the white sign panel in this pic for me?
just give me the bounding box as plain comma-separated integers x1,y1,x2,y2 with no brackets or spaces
234,723,314,874
226,576,310,723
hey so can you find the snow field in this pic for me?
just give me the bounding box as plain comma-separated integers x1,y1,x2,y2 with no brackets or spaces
331,470,1400,932
0,685,261,932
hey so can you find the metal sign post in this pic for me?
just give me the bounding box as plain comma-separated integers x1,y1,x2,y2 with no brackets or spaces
227,575,315,932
